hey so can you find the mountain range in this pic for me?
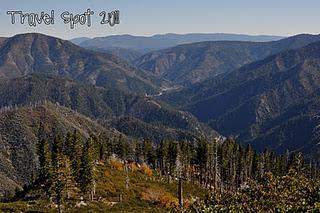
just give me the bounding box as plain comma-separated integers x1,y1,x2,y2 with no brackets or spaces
161,40,320,158
0,33,162,94
135,34,320,85
0,73,215,142
71,33,283,59
0,33,218,195
1,32,320,195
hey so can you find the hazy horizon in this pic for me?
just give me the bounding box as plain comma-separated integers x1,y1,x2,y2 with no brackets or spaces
1,31,290,40
1,0,320,39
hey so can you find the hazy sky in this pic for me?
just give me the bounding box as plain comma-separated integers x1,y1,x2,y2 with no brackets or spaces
0,0,319,39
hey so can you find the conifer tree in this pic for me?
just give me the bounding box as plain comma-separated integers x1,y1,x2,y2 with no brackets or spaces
79,136,95,200
157,140,169,177
97,134,107,161
63,131,73,157
89,133,100,161
70,130,82,184
168,141,178,178
37,138,53,195
143,139,156,167
135,139,144,163
197,139,208,185
51,135,67,213
63,156,78,200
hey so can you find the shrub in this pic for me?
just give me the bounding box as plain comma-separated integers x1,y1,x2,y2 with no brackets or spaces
159,192,178,208
141,164,153,177
128,162,139,172
110,160,124,171
141,187,165,204
185,171,320,212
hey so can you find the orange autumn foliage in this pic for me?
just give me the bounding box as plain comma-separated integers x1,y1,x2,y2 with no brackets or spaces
128,162,139,172
110,160,124,171
141,163,153,177
159,192,178,208
141,187,165,203
141,187,178,208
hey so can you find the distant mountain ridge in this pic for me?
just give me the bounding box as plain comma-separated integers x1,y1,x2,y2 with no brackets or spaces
70,37,91,45
161,40,320,158
85,46,143,63
73,33,283,54
135,34,320,85
0,33,161,94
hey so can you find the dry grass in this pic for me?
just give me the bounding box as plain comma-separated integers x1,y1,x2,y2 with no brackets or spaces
0,159,207,213
141,187,165,203
159,192,178,208
141,186,178,208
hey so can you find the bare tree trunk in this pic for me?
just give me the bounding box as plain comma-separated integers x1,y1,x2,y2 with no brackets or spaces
178,177,183,210
125,162,129,189
93,180,96,197
214,143,218,191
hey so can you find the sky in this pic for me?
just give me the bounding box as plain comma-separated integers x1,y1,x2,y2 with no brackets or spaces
0,0,319,39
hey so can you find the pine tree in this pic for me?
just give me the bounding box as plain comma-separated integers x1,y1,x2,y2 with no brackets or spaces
70,130,82,184
89,133,100,161
244,144,254,181
135,139,144,164
63,131,72,157
197,139,208,186
50,135,67,213
168,141,178,179
143,139,156,168
179,141,194,181
97,134,107,161
252,151,259,179
116,135,132,161
63,156,78,200
37,138,53,195
157,140,169,177
79,136,95,200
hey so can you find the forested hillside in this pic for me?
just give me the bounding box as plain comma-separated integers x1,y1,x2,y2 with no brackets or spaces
135,34,320,85
0,102,123,197
0,74,216,142
0,32,320,212
161,40,320,159
1,131,319,212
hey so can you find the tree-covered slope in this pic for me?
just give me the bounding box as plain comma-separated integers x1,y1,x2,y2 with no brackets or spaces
0,103,122,196
0,74,217,142
0,33,161,94
135,34,320,85
161,41,320,155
